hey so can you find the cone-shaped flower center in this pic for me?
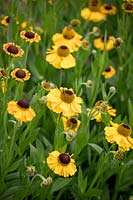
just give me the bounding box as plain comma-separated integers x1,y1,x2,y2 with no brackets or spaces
57,46,70,57
6,16,10,23
125,3,133,10
15,69,26,78
62,25,75,39
17,99,29,108
105,66,111,72
59,153,70,164
90,0,101,11
105,4,112,10
117,124,131,137
67,118,78,129
25,31,35,39
7,45,19,54
61,89,74,103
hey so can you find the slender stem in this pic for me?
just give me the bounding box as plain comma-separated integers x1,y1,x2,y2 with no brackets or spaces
24,43,31,69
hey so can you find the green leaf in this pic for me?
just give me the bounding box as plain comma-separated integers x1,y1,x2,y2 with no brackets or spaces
7,159,23,173
50,178,72,192
88,143,104,154
54,118,66,151
78,167,83,192
85,188,102,197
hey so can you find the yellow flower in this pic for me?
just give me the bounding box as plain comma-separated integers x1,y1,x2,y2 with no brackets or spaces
122,2,133,13
20,30,41,43
88,100,116,122
81,0,106,23
11,68,31,82
47,150,77,177
100,4,117,15
104,122,133,151
52,25,82,52
93,36,115,51
3,42,24,57
46,87,82,116
1,16,10,26
102,66,116,79
46,45,76,69
62,116,81,132
7,100,36,122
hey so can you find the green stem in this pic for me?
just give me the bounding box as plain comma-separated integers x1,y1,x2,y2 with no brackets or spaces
24,43,31,69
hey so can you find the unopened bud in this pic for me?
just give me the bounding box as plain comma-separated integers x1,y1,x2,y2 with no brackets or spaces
114,38,123,48
92,26,100,36
26,166,36,176
81,39,90,50
70,19,81,27
41,80,55,91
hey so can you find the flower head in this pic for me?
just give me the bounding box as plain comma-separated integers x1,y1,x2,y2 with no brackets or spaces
3,42,24,57
102,66,116,79
81,0,106,23
41,80,55,91
46,87,82,116
104,122,133,151
52,25,82,52
46,45,76,69
11,68,31,82
93,35,115,51
122,2,133,13
62,116,81,132
88,100,116,122
7,99,36,122
20,30,41,43
47,150,77,177
1,16,10,26
100,4,117,15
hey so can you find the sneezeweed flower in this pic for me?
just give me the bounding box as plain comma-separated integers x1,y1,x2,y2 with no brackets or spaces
102,66,116,79
100,4,117,15
93,35,115,51
113,37,123,48
26,166,36,176
52,25,82,52
47,150,77,177
11,68,31,82
81,0,106,23
104,122,133,151
0,15,10,26
88,100,116,122
41,80,55,91
0,68,8,78
20,30,41,43
113,150,123,160
46,45,76,69
62,116,81,132
3,42,24,57
7,99,36,122
122,2,133,13
46,87,83,116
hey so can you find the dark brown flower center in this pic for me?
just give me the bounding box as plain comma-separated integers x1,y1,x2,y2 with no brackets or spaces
90,0,100,11
101,35,109,42
57,46,70,57
6,16,10,23
15,69,26,78
67,118,78,129
59,153,70,164
117,123,131,137
61,89,74,103
125,3,133,10
105,66,111,72
63,25,75,39
7,45,19,54
17,99,29,108
105,4,112,10
25,31,35,39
